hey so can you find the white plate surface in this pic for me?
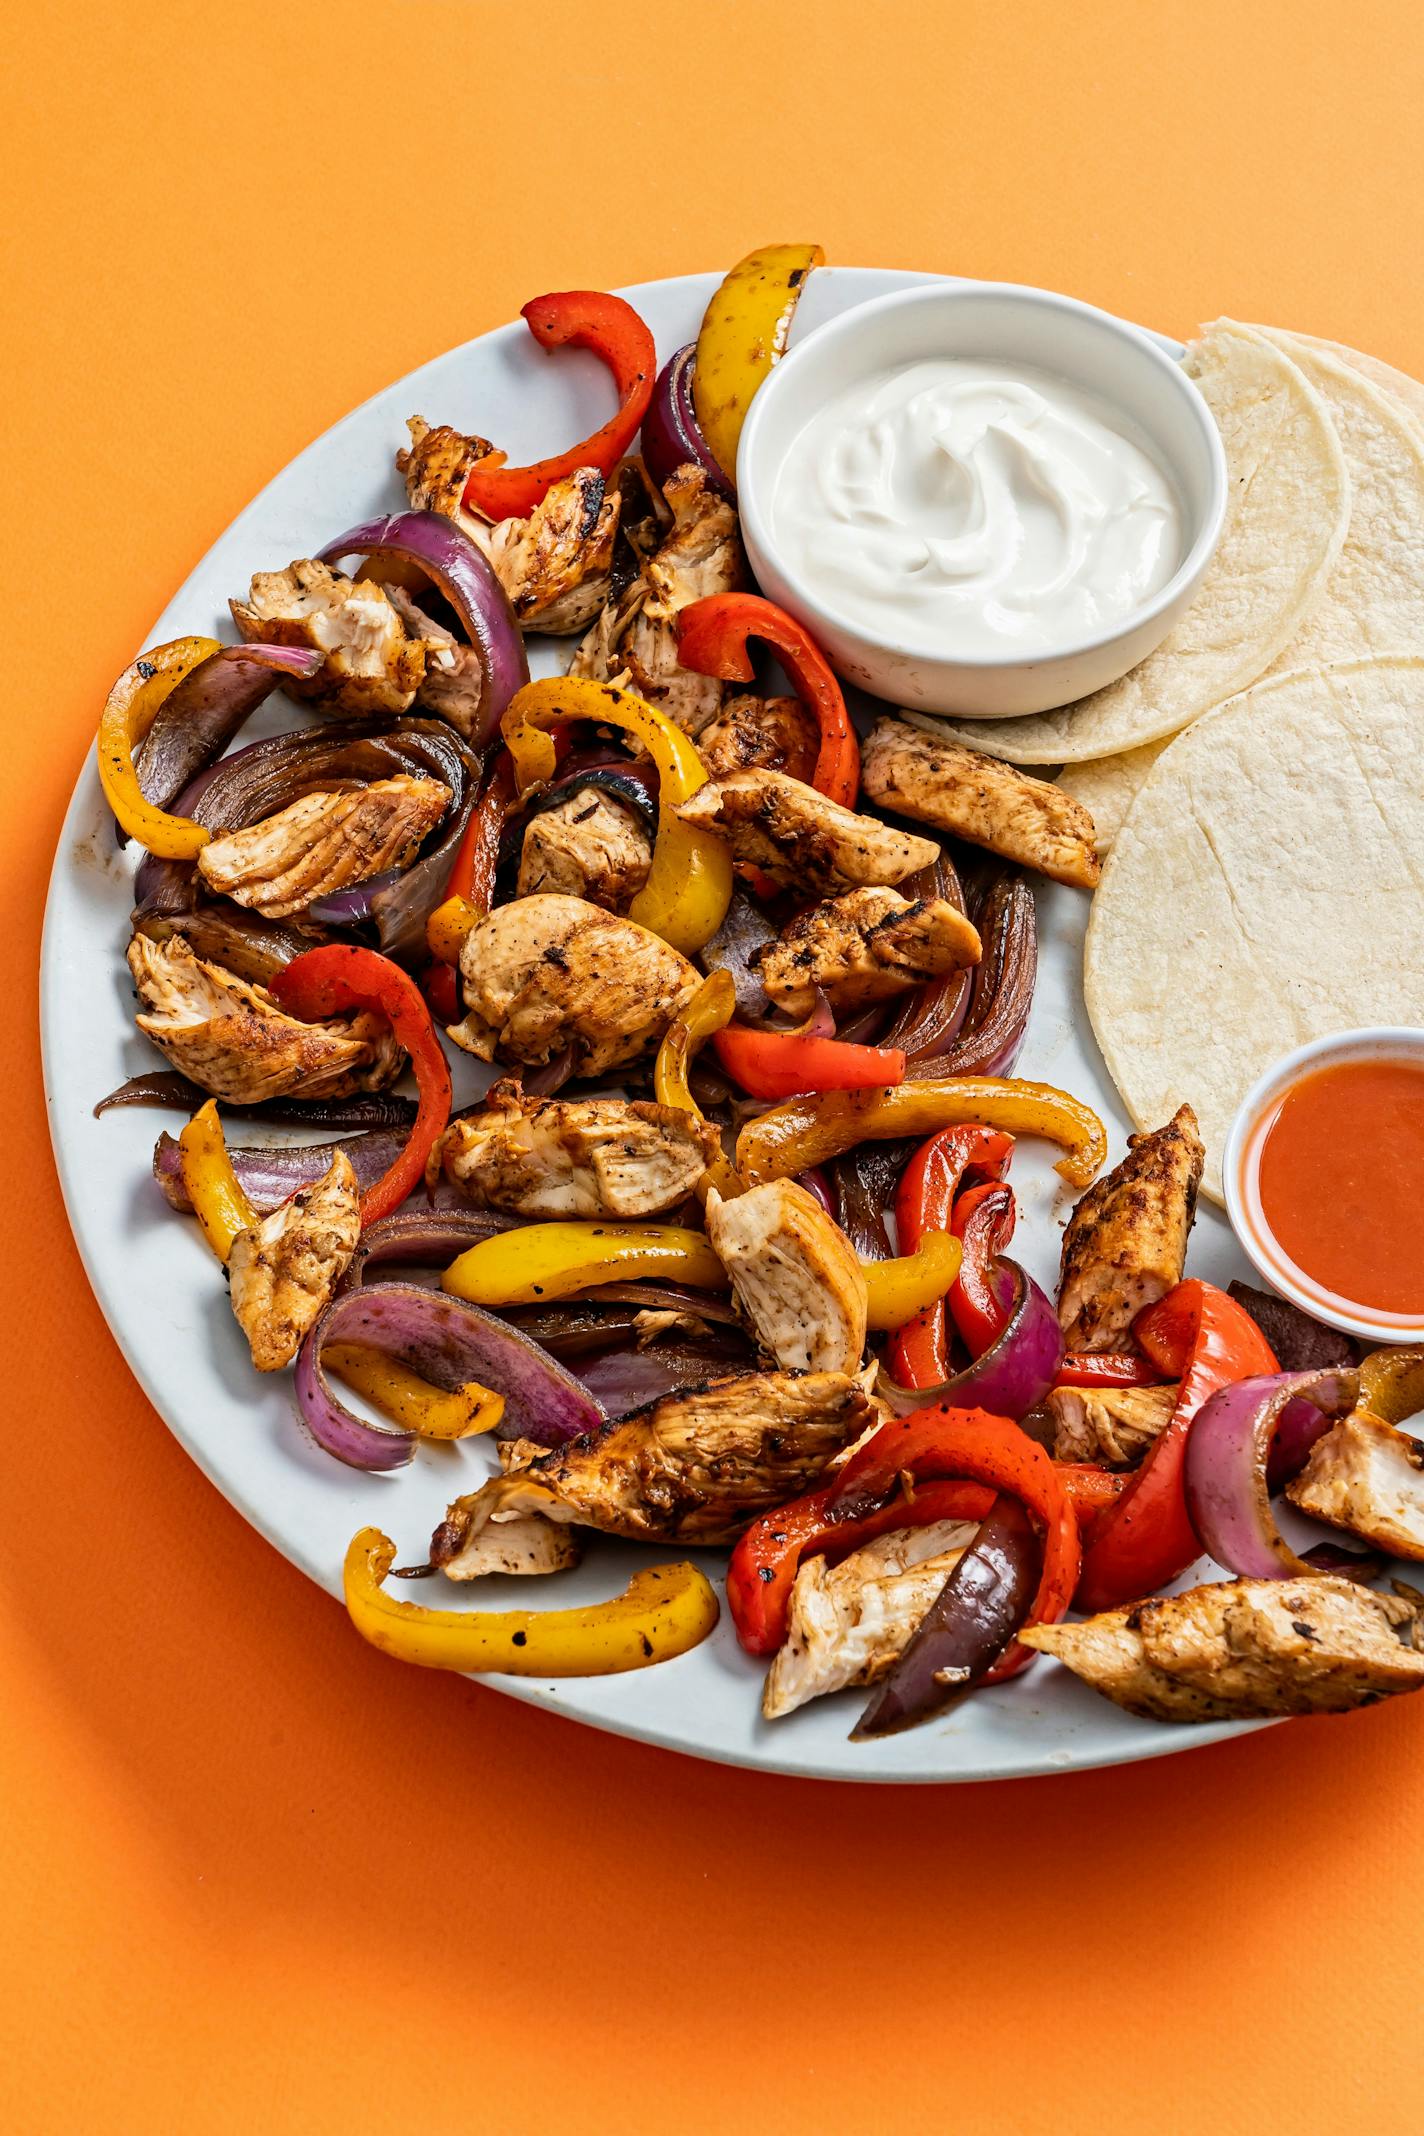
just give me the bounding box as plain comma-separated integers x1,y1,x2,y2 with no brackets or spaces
42,267,1267,1781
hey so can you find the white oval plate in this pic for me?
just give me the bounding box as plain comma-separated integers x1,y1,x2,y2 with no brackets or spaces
41,267,1264,1782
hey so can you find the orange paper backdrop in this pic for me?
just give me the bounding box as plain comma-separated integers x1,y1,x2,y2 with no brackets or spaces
6,2,1424,2127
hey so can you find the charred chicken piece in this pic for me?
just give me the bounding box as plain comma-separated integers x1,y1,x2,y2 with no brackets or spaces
448,893,699,1077
1022,1575,1424,1721
675,769,939,898
515,786,653,911
436,1510,582,1582
227,1150,360,1372
395,416,495,544
231,560,426,718
383,584,487,742
571,464,744,733
196,776,450,918
860,715,1103,889
762,1518,979,1718
433,1369,875,1551
704,1181,868,1376
1057,1105,1204,1352
1046,1381,1180,1469
1286,1412,1424,1562
757,886,982,1018
435,1080,717,1219
127,934,403,1104
698,694,821,782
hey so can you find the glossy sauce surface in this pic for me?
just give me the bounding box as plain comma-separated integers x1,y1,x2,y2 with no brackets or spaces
1257,1058,1424,1311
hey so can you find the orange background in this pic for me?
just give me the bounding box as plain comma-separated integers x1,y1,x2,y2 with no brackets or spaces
5,2,1424,2127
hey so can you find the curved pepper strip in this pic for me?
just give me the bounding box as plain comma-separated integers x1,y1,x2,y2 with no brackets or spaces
1074,1279,1279,1613
178,1099,257,1261
948,1182,1018,1357
97,636,221,858
502,676,733,955
323,1344,504,1441
889,1126,1014,1386
461,291,656,523
676,592,859,806
736,1078,1107,1191
426,751,518,966
269,947,452,1230
863,1230,962,1332
652,970,744,1199
712,1024,905,1100
442,1222,729,1308
828,1406,1080,1682
345,1528,719,1675
1054,1353,1165,1390
692,243,825,483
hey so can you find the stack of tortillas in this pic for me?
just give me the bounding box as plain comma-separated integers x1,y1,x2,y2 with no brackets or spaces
933,321,1424,1199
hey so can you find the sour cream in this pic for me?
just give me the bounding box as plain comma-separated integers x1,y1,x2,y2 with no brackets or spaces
770,356,1182,659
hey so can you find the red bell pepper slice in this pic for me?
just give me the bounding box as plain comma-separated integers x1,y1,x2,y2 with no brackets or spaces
948,1181,1017,1357
419,961,460,1025
1074,1279,1279,1612
270,946,453,1229
462,292,656,523
888,1126,1014,1388
676,592,859,805
829,1406,1080,1681
1053,1352,1165,1390
711,1024,905,1100
446,749,517,913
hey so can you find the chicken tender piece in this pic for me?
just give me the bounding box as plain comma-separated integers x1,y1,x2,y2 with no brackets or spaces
1046,1381,1179,1468
383,585,487,741
395,416,496,544
433,1369,874,1550
231,559,426,718
675,769,938,897
757,887,982,1018
196,776,450,918
1286,1412,1424,1562
516,786,653,910
227,1151,361,1371
572,464,744,732
1023,1576,1424,1721
1058,1105,1204,1351
436,1510,581,1582
436,1081,717,1218
860,715,1102,889
698,694,820,782
762,1519,978,1718
128,934,403,1103
704,1181,868,1376
449,893,699,1077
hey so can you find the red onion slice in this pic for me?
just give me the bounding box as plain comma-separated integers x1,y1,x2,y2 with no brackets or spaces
876,1259,1063,1423
345,1205,518,1287
641,343,734,500
154,1125,414,1215
295,1280,604,1470
131,643,323,819
1184,1368,1359,1578
99,1072,417,1127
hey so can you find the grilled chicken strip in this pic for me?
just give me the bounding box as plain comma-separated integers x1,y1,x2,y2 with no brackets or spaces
433,1369,875,1551
1022,1576,1424,1721
763,1519,979,1718
1046,1382,1179,1469
698,694,821,782
704,1181,868,1376
516,786,653,911
231,560,426,718
127,934,403,1103
398,418,620,635
435,1080,717,1219
1057,1105,1204,1352
196,777,450,918
675,769,939,898
227,1151,360,1372
437,1510,582,1582
572,464,744,732
860,715,1103,890
1286,1413,1424,1561
757,886,982,1018
448,893,699,1076
383,585,486,741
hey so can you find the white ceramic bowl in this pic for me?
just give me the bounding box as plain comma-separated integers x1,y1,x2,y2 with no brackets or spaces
737,280,1228,718
1223,1028,1424,1345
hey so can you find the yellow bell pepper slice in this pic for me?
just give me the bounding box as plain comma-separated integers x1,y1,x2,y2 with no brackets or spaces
442,1221,729,1307
501,676,732,955
344,1527,720,1675
426,894,479,967
736,1077,1108,1191
653,968,744,1200
323,1343,505,1441
178,1099,257,1262
862,1230,964,1332
692,242,825,482
97,636,221,858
